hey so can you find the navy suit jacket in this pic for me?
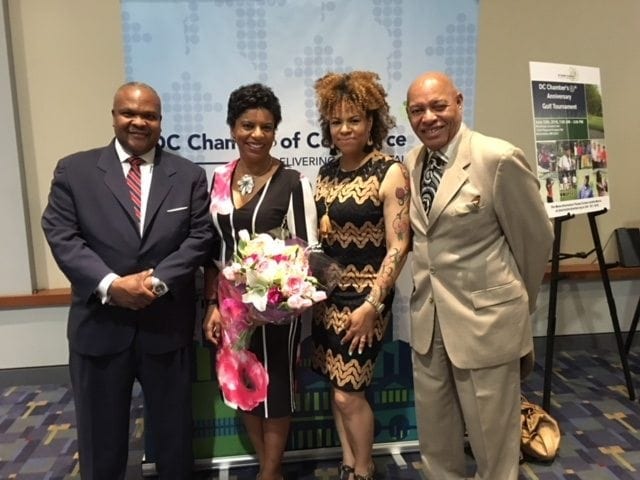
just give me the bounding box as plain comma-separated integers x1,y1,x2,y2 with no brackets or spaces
42,140,214,356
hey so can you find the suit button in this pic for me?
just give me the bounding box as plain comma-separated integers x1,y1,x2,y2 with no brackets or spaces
429,267,436,274
428,297,434,304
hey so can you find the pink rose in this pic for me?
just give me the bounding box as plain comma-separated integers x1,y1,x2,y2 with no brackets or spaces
267,287,285,306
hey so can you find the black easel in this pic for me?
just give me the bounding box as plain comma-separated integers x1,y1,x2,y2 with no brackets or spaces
622,229,640,354
624,297,640,354
542,208,635,412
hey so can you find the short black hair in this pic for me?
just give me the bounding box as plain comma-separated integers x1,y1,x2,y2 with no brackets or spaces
226,83,282,128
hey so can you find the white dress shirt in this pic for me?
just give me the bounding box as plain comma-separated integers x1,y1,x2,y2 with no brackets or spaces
96,140,167,302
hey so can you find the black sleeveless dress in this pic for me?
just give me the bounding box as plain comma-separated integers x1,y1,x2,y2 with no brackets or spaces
311,152,397,392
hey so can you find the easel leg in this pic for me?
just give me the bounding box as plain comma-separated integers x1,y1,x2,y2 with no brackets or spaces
543,218,565,413
588,211,635,400
624,296,640,355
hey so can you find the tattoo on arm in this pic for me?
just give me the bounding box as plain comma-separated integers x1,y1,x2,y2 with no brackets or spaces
395,185,409,206
372,247,403,302
395,165,410,206
392,210,410,241
372,163,410,302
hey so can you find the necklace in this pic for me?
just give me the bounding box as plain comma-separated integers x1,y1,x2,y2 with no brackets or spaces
237,159,274,196
339,151,375,172
319,152,376,240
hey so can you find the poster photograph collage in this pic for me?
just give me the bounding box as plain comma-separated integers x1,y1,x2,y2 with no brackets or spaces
530,62,610,218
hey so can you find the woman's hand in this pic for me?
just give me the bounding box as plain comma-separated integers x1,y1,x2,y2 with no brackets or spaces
341,302,378,355
203,303,223,345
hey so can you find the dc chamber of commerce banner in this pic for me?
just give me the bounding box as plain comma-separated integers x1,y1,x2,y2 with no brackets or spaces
121,0,479,463
529,61,610,218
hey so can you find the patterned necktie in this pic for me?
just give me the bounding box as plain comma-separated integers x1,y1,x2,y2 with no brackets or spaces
420,151,447,214
127,157,143,221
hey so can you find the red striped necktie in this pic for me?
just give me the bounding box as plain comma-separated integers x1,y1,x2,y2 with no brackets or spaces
127,157,143,221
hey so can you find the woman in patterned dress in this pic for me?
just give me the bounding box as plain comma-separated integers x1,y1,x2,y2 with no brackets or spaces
311,72,411,480
202,83,317,480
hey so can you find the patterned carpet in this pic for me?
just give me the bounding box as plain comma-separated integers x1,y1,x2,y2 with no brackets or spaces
2,345,640,479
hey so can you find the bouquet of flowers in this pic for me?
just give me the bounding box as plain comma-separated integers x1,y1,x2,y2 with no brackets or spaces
215,229,340,411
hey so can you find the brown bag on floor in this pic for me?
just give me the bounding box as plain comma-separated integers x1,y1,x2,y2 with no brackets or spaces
520,396,561,461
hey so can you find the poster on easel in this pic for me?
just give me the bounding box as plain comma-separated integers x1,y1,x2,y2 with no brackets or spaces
529,61,610,218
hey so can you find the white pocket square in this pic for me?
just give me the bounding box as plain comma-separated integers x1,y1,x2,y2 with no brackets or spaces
454,195,482,215
166,206,188,213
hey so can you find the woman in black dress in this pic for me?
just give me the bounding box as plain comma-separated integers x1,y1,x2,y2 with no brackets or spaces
203,83,317,480
312,72,411,480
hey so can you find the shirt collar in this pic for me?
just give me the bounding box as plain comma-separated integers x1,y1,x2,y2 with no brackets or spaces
114,138,156,165
428,122,465,163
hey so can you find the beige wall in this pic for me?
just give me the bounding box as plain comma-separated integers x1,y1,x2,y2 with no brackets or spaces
476,0,640,259
8,0,123,289
9,0,640,290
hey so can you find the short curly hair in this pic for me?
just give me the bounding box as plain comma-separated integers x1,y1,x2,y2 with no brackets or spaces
314,71,396,152
226,83,282,128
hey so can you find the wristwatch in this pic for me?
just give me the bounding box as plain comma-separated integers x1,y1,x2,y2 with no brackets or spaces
364,293,384,314
151,277,168,297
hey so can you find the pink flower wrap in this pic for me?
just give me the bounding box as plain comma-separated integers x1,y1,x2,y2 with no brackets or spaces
215,277,269,411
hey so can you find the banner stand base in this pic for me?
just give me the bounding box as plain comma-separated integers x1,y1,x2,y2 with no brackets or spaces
141,440,420,477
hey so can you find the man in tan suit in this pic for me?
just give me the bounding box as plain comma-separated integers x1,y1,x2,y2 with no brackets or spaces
405,72,553,479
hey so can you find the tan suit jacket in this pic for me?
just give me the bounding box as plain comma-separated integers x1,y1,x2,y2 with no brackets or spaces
407,124,553,369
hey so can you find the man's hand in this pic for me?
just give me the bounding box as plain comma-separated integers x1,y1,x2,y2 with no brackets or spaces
109,269,156,310
143,274,154,292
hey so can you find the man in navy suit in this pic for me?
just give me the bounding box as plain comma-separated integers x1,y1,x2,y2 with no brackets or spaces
42,82,214,479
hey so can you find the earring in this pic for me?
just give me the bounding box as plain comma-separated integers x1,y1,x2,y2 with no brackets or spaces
330,145,338,156
366,137,373,146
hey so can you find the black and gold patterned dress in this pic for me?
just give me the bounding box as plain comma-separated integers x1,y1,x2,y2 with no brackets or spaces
311,151,397,392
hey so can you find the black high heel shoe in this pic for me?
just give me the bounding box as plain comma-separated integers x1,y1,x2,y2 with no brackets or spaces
354,474,374,480
339,462,355,480
353,462,375,480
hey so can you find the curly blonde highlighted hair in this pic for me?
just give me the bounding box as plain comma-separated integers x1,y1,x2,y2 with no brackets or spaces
314,71,396,152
